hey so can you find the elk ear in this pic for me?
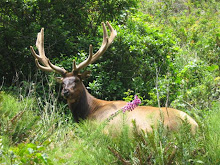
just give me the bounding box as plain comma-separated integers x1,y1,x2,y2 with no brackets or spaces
55,77,63,83
79,71,91,80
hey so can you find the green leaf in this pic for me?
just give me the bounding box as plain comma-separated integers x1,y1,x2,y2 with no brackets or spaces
207,64,219,71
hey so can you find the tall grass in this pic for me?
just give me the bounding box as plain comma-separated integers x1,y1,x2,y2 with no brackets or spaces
0,77,219,164
0,74,74,164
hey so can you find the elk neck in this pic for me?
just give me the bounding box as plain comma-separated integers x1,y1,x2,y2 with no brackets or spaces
67,84,102,122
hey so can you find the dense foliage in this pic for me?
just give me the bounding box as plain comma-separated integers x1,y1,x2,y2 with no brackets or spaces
0,0,137,84
1,0,219,108
0,0,220,164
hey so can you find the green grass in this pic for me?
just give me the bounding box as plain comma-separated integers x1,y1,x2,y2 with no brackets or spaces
1,92,219,164
0,91,73,164
204,102,220,163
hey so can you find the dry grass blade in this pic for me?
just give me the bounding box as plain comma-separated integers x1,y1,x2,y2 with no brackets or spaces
10,110,25,124
7,110,25,134
107,146,131,165
146,153,153,164
167,145,178,165
164,142,173,156
135,145,143,165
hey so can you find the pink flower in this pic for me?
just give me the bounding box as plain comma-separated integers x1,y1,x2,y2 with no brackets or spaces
122,95,141,113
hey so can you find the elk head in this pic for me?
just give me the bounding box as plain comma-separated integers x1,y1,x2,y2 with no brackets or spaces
30,22,117,103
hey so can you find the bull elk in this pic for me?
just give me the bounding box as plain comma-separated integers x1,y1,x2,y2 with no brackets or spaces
30,22,198,133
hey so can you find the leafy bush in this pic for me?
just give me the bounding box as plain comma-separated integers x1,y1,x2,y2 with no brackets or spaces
0,0,138,85
171,60,219,110
0,140,52,165
135,0,220,108
87,15,179,103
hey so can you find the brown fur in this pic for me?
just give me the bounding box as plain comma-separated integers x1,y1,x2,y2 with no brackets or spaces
65,77,198,133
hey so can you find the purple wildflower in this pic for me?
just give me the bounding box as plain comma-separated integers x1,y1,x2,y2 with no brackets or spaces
122,95,141,113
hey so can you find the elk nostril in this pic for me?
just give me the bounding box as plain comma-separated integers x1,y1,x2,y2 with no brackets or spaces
63,89,70,97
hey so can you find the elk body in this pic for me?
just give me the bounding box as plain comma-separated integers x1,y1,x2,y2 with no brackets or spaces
30,22,198,133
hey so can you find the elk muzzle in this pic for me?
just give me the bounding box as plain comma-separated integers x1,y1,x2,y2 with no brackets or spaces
62,89,70,98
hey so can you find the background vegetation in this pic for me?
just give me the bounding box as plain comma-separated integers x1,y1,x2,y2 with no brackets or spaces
0,0,219,164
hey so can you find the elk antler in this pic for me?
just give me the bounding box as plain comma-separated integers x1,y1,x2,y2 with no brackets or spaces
30,22,116,75
30,28,67,75
72,21,117,72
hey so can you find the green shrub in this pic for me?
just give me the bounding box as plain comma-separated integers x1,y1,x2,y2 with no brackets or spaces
171,60,219,110
0,0,138,85
0,139,52,165
86,15,179,103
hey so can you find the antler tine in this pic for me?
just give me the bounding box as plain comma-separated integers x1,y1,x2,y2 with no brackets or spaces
72,60,77,71
90,21,117,63
106,21,117,45
73,22,116,72
30,28,67,75
72,44,93,72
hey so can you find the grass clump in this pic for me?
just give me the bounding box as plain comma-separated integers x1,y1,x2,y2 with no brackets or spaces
0,91,73,164
0,92,39,145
